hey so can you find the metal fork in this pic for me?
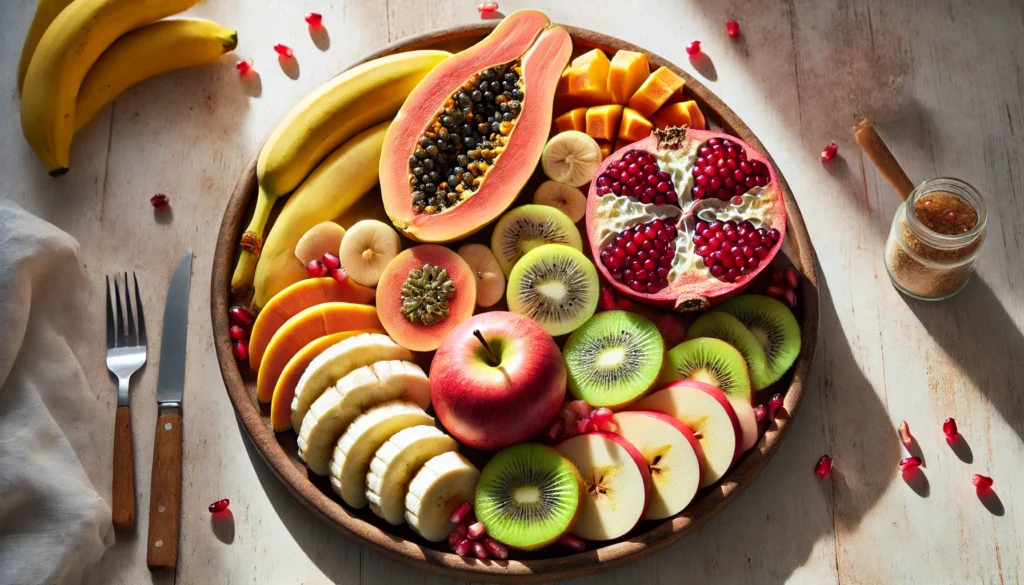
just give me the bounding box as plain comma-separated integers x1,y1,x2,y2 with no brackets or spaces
107,272,147,537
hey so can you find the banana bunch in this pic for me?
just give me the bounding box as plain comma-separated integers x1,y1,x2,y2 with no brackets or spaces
18,0,237,175
232,50,451,303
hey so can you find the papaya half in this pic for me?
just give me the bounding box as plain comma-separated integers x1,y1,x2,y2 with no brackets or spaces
380,10,572,243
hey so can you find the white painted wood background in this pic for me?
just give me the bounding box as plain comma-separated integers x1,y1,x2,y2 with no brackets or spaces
2,0,1022,583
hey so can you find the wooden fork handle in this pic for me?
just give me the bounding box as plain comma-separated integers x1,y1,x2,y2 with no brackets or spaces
147,407,182,571
112,405,135,537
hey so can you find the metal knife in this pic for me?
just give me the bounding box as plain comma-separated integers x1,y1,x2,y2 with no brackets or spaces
147,250,192,571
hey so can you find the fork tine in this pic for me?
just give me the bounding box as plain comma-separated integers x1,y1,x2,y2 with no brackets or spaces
105,276,116,350
123,272,137,347
114,278,126,348
133,272,147,348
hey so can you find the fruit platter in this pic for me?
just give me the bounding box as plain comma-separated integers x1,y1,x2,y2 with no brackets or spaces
212,14,819,583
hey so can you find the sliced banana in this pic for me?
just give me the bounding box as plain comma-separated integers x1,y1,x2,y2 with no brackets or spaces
533,180,587,223
330,401,433,508
457,243,506,308
338,220,401,287
298,360,430,475
405,452,480,542
541,130,602,187
291,333,411,431
366,425,457,525
294,221,346,265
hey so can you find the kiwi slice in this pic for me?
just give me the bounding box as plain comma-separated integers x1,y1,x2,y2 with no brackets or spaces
507,244,599,337
659,337,752,400
564,310,664,408
687,311,772,391
717,295,801,389
474,443,582,550
491,204,583,277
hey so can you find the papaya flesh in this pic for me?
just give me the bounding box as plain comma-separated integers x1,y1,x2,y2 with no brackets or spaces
553,107,587,134
567,49,614,106
380,11,572,243
618,107,653,143
608,50,649,104
585,104,623,142
627,66,685,118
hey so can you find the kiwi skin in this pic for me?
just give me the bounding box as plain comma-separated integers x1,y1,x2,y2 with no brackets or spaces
490,204,583,277
716,295,801,389
687,311,772,391
657,337,753,401
506,244,599,337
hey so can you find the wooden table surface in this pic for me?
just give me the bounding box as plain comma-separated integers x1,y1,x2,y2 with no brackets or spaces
3,0,1022,583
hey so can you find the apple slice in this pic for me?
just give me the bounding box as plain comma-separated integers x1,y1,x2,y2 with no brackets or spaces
611,411,705,520
631,380,740,487
555,432,651,541
728,396,759,456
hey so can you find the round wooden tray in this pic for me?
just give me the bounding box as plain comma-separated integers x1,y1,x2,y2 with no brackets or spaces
212,22,820,584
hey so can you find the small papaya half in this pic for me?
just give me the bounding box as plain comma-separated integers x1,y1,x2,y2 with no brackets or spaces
380,10,572,243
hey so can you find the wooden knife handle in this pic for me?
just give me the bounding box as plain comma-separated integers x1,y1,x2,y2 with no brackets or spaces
147,407,182,571
854,119,917,200
112,405,135,537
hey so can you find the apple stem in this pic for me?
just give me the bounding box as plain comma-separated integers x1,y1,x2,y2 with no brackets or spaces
473,329,499,365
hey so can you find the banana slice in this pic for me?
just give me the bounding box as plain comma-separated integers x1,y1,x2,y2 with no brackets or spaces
338,220,401,287
366,425,457,525
533,180,587,223
298,360,430,475
330,401,433,508
294,221,346,265
457,243,506,308
541,130,602,187
405,452,480,542
291,333,411,431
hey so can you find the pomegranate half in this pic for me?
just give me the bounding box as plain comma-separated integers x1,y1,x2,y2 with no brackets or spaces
585,127,787,311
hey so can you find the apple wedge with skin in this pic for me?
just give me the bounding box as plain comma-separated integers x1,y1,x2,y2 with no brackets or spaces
631,380,740,488
556,432,651,541
611,411,705,520
727,396,759,456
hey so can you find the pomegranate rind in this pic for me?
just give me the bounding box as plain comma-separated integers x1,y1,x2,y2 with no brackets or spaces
585,128,787,311
375,245,477,352
380,12,572,243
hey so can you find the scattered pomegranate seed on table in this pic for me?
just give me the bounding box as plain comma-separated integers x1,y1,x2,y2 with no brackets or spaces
820,142,838,162
942,417,958,440
208,499,230,514
330,268,348,284
233,339,249,361
229,325,247,341
725,20,740,38
972,474,993,489
477,2,499,17
484,538,508,559
273,43,294,58
558,534,586,552
686,40,702,56
814,455,833,478
150,193,169,209
898,456,922,472
304,12,322,27
229,305,255,328
306,259,327,277
236,58,254,75
449,501,471,524
898,420,913,448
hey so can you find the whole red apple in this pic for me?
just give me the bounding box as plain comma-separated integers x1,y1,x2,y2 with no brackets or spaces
430,312,566,451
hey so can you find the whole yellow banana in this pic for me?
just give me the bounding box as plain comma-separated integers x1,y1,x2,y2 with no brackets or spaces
17,0,75,91
231,50,450,293
75,19,238,132
20,0,200,175
252,121,391,309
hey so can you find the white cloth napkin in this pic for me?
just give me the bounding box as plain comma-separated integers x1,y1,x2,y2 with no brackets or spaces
0,200,112,585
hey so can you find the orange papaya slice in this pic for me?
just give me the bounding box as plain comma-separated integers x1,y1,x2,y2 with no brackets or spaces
566,49,614,106
627,67,685,118
608,50,650,104
682,100,706,130
553,107,588,134
618,107,653,143
585,104,623,142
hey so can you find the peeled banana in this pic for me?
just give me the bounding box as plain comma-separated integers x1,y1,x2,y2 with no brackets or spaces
232,50,451,293
75,19,238,132
366,426,457,525
17,0,75,91
20,0,201,175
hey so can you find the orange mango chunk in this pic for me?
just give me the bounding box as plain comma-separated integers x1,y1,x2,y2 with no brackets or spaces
608,50,650,104
567,49,614,106
269,328,382,431
650,102,692,130
553,107,588,134
618,108,653,144
682,100,706,130
585,104,623,142
248,277,375,373
626,66,685,118
255,302,381,403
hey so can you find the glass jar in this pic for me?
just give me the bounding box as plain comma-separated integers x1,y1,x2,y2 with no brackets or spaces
884,178,986,300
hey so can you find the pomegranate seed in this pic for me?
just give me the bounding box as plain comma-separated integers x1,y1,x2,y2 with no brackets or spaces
233,339,249,361
898,420,913,448
472,541,489,559
150,193,170,209
558,534,586,552
972,474,993,489
725,20,740,38
484,538,508,560
208,499,229,513
765,284,786,299
547,419,563,441
599,287,616,311
236,58,254,74
306,259,327,278
566,400,591,420
754,404,766,422
595,419,618,433
448,522,467,549
304,12,322,26
229,325,247,341
467,521,486,540
591,407,614,425
273,43,294,58
820,142,838,162
449,501,471,524
942,417,958,440
477,2,499,16
331,268,348,285
686,40,702,56
768,393,783,419
783,289,798,308
784,267,799,289
814,455,832,478
689,140,769,201
454,538,471,557
898,456,922,472
322,252,341,270
229,305,255,328
771,267,785,285
576,417,594,434
594,150,677,204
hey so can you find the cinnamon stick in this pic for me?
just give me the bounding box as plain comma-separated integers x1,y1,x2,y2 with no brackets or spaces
854,119,916,200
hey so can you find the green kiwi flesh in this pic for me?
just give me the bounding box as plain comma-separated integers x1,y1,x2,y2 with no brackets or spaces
474,443,582,550
564,310,664,408
717,295,801,389
658,337,752,400
687,311,772,390
490,204,583,277
506,244,598,337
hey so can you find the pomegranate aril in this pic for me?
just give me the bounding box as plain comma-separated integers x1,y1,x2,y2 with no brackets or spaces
150,193,170,209
472,541,489,559
467,521,486,540
477,2,499,16
898,420,913,448
814,455,833,478
686,40,702,56
229,325,247,341
233,339,249,360
449,501,472,524
546,419,563,441
595,150,677,204
322,252,341,270
236,58,254,74
783,289,798,308
784,267,800,288
454,538,471,557
599,287,616,311
820,142,838,162
942,417,958,440
208,499,230,514
331,268,348,285
273,43,293,58
306,259,327,278
972,474,993,489
305,12,323,26
558,534,586,552
484,538,508,559
229,305,255,328
898,456,922,472
768,393,783,419
754,404,766,422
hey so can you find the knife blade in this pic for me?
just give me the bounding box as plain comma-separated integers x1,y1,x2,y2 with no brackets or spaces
147,249,191,571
